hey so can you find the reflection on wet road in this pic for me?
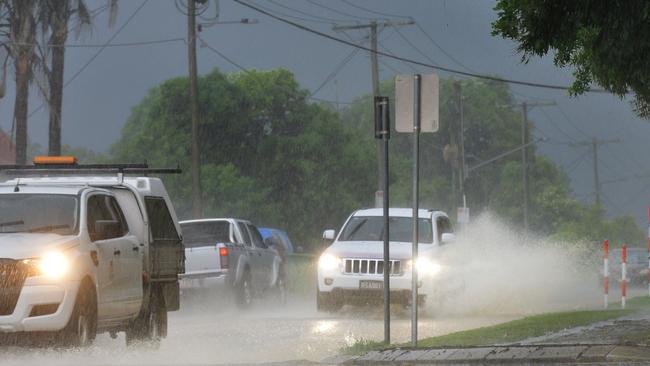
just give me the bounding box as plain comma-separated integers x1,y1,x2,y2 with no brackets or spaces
0,294,516,365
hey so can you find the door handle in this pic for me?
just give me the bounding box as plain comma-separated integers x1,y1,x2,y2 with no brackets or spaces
113,250,121,256
132,246,139,252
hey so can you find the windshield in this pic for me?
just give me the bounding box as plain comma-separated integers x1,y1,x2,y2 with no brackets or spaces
0,194,78,235
181,221,231,248
338,216,433,243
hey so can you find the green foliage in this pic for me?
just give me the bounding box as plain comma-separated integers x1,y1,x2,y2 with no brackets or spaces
108,68,374,249
104,67,643,250
492,0,650,118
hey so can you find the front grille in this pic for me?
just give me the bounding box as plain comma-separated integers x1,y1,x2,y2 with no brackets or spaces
343,259,402,275
0,259,28,316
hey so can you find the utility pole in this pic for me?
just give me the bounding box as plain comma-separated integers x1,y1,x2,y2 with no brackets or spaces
333,19,414,203
517,101,555,234
188,0,202,218
571,138,621,206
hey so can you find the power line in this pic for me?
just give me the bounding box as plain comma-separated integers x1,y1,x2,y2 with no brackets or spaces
198,36,250,73
264,0,356,24
414,22,475,73
233,0,609,93
305,0,374,21
200,36,352,105
338,0,412,19
310,47,360,97
390,24,440,66
248,0,338,24
7,37,185,48
27,0,150,119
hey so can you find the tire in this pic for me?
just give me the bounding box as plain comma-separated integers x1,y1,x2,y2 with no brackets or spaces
316,290,342,313
60,279,97,347
235,269,253,309
126,286,167,346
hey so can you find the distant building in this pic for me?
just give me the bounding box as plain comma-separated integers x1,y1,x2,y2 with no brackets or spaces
0,129,16,164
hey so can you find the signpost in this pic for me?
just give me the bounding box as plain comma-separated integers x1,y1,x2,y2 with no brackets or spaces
395,74,439,347
374,96,391,345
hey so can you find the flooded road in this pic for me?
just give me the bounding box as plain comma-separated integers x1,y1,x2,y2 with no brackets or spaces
0,294,517,365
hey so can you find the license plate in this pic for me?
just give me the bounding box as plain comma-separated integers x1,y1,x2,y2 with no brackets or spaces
359,280,383,290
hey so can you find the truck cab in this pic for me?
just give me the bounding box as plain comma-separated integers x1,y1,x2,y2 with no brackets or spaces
0,159,184,346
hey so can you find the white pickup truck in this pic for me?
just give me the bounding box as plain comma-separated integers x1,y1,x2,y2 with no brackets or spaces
317,208,455,312
180,218,285,307
0,159,184,346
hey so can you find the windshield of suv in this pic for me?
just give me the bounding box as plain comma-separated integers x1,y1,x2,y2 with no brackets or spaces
338,216,433,243
0,194,78,235
181,221,231,248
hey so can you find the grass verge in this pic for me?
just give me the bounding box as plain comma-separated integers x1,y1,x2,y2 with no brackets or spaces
343,296,650,355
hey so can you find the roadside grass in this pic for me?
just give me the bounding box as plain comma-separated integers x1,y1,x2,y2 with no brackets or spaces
343,296,650,355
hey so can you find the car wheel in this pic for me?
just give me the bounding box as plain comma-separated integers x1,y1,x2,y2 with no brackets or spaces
60,279,97,347
236,269,253,309
126,286,167,346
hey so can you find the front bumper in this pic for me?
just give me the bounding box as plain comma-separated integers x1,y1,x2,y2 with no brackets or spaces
0,278,79,333
317,271,435,296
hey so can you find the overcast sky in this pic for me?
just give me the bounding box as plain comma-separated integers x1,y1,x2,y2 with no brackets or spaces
2,0,650,227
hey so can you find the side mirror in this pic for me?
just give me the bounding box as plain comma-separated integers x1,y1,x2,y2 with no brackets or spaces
322,229,336,241
93,220,121,241
441,233,456,244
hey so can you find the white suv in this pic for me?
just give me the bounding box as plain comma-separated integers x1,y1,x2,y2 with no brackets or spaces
317,208,455,312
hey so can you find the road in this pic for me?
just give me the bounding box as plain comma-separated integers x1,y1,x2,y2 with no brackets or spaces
0,293,517,366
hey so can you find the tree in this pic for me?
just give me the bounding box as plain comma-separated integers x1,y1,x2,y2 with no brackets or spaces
109,68,375,248
492,0,650,118
3,0,40,164
38,0,117,156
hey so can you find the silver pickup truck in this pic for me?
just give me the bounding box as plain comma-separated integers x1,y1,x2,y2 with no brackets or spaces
179,218,285,307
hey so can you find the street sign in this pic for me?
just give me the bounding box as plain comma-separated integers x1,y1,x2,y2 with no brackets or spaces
395,74,439,133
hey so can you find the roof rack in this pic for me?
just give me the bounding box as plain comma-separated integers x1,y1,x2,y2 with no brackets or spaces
0,163,182,176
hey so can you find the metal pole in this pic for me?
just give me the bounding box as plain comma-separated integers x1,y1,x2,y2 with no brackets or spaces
593,137,601,207
370,22,383,201
521,102,529,235
188,0,202,218
375,96,391,345
411,74,421,347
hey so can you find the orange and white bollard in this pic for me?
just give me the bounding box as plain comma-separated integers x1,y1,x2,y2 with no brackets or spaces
603,240,609,309
622,244,627,309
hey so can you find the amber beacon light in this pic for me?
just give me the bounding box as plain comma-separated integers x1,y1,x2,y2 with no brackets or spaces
32,156,78,165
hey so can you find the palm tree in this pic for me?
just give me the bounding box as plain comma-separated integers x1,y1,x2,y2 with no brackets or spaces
5,0,39,164
40,0,117,156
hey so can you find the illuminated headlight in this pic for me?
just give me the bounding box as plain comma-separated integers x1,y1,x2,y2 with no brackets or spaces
22,252,69,279
407,257,442,276
318,253,341,271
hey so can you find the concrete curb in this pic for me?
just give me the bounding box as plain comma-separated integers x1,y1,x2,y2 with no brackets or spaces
328,344,650,364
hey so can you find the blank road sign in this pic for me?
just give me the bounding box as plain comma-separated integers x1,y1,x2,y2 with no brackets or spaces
395,74,439,133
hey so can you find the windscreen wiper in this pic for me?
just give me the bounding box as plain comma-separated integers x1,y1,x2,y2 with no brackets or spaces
0,220,24,227
28,224,71,233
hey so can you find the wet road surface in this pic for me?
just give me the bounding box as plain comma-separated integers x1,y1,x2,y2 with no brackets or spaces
0,293,516,365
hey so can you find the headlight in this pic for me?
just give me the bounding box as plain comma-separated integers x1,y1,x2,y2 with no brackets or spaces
22,252,69,279
319,253,341,271
407,257,442,276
